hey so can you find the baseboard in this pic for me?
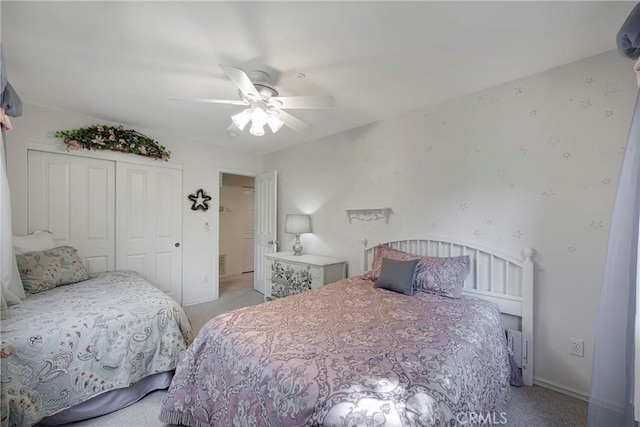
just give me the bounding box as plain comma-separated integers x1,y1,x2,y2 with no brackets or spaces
533,377,590,402
182,295,218,307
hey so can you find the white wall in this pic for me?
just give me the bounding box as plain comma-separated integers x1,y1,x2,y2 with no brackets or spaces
5,103,262,306
264,50,637,397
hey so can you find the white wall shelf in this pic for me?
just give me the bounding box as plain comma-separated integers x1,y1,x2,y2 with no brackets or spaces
345,208,392,224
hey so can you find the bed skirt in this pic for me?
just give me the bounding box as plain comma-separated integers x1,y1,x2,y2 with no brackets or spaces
36,371,173,426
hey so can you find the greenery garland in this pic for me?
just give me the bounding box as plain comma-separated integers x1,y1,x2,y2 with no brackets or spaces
55,125,171,161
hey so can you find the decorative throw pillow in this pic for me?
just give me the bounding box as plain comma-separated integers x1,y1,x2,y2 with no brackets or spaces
16,246,89,294
13,230,56,255
11,231,57,300
364,245,420,281
374,257,419,296
413,255,471,298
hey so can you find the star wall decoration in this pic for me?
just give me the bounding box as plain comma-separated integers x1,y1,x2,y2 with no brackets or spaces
188,189,212,211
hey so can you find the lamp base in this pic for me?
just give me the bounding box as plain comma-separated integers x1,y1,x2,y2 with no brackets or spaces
292,235,303,256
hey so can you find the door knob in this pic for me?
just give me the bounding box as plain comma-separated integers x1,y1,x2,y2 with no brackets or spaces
268,240,279,245
175,242,180,247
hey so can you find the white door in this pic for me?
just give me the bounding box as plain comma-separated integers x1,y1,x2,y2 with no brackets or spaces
254,171,277,294
116,162,183,302
27,151,115,273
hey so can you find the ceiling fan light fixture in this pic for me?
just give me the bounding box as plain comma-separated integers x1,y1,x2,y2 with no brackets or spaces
173,64,335,137
267,114,284,134
250,104,269,127
231,108,252,131
246,103,271,137
249,121,266,137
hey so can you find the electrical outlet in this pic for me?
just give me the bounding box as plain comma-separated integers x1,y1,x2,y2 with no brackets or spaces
569,338,584,357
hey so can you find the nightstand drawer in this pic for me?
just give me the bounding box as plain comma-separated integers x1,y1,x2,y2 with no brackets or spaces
264,252,347,301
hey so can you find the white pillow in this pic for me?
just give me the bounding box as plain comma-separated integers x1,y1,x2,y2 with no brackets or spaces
13,230,56,255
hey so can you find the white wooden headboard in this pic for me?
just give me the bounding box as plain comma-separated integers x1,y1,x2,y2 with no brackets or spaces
363,237,535,386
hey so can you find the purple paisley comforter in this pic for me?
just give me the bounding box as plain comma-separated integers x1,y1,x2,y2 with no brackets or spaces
160,276,510,426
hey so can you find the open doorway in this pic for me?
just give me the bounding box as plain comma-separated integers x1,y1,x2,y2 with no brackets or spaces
218,173,255,298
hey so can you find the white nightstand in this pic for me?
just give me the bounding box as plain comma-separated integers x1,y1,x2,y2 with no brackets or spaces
264,252,347,301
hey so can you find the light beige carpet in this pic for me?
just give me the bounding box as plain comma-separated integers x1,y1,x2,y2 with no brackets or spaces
69,386,589,427
183,272,263,335
69,273,589,426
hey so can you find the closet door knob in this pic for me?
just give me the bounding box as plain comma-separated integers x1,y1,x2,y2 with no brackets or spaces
175,242,180,247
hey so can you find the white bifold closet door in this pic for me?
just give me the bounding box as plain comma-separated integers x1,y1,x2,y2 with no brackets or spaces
27,150,116,273
27,151,183,302
115,162,182,302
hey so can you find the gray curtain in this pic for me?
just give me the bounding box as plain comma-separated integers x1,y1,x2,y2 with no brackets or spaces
587,90,639,426
0,44,22,119
588,7,640,425
0,44,19,307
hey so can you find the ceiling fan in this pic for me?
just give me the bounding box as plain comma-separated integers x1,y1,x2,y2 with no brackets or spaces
170,64,336,137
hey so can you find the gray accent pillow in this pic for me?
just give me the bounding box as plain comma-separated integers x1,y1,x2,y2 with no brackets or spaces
16,246,89,294
374,257,419,296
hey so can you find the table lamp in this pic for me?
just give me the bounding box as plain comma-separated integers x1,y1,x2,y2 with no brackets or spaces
285,214,311,255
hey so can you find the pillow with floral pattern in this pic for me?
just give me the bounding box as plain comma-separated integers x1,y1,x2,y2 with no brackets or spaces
16,246,89,294
413,255,471,298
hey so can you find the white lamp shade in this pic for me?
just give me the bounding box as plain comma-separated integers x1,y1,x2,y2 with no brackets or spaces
267,114,284,133
250,105,269,127
249,121,265,136
231,108,252,131
285,214,311,234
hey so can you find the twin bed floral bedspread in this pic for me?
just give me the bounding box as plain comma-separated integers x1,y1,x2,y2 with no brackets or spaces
161,276,510,426
0,270,192,427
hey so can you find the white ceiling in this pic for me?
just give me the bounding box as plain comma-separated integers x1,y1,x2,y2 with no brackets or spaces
2,1,635,155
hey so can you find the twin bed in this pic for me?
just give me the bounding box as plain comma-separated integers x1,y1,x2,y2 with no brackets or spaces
1,238,533,426
1,270,192,426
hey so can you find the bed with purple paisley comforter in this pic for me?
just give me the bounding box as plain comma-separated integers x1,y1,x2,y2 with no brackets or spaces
160,275,510,426
0,270,192,427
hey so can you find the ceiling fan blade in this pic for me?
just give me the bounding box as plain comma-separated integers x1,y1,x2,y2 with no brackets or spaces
168,96,248,106
219,64,261,100
276,110,310,133
269,95,336,109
